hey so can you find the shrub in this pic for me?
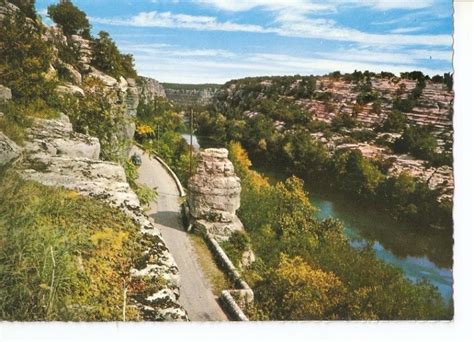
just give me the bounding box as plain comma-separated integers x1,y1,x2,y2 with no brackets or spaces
9,0,36,18
394,125,438,161
381,110,407,132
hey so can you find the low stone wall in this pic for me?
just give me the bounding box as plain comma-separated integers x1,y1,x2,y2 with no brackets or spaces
141,143,254,320
134,143,186,197
203,233,254,321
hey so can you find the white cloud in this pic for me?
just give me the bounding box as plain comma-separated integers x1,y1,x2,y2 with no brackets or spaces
272,11,451,46
361,0,435,10
92,11,271,33
124,41,449,83
92,10,451,47
390,27,425,34
120,43,236,58
194,0,334,13
195,0,435,12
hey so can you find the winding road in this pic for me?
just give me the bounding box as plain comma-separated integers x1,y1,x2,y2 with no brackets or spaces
131,146,227,321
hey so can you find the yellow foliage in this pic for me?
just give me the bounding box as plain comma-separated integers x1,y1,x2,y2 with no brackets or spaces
136,123,155,136
228,141,269,190
255,254,347,320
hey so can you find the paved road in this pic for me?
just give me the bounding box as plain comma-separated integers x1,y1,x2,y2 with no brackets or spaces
131,146,228,321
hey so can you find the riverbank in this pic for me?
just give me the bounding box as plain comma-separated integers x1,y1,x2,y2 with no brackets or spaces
255,165,453,302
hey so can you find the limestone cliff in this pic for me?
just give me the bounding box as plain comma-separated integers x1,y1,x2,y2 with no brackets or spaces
137,76,167,104
14,113,188,321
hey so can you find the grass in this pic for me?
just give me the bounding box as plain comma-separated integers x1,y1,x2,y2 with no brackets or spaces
188,234,230,296
0,99,60,144
0,169,142,321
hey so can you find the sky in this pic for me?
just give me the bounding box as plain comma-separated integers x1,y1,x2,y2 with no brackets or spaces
36,0,453,84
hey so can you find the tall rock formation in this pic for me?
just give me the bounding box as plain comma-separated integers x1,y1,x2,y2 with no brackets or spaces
188,148,243,241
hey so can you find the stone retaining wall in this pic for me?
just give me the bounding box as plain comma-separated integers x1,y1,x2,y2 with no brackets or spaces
204,233,253,321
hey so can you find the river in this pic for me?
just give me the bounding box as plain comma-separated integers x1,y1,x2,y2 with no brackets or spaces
182,134,453,302
311,188,452,301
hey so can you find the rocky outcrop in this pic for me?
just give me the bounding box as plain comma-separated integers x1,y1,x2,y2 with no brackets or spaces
137,77,167,103
18,115,188,321
188,148,243,241
0,85,12,102
0,132,22,166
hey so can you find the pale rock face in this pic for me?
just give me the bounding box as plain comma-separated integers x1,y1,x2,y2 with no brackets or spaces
24,113,100,160
56,83,85,97
240,249,256,269
61,62,83,85
88,66,118,87
188,148,243,240
0,132,22,166
0,84,12,102
15,115,187,321
70,34,92,72
138,76,167,103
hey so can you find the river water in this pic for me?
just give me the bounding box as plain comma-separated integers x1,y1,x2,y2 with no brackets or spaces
309,188,453,302
182,134,453,302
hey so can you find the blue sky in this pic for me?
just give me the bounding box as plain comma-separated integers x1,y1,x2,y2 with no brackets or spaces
36,0,453,84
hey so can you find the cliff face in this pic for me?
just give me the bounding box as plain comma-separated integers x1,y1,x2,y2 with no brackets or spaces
163,84,219,106
137,76,167,103
216,75,454,201
0,1,188,320
16,113,188,321
0,0,140,157
188,148,243,241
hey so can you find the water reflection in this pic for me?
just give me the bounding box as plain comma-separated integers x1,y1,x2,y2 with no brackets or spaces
311,190,453,301
255,167,453,302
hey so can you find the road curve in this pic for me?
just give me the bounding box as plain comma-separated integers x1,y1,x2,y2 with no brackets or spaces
131,146,228,321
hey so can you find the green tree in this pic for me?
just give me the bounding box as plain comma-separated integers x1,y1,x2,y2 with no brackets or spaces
251,254,348,320
333,150,384,197
47,0,91,37
394,125,438,161
91,31,137,79
9,0,36,18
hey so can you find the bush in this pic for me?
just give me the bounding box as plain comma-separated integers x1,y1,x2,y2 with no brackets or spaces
394,125,438,161
221,231,251,267
47,0,91,37
0,99,59,144
58,77,132,161
381,110,407,132
0,171,141,320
